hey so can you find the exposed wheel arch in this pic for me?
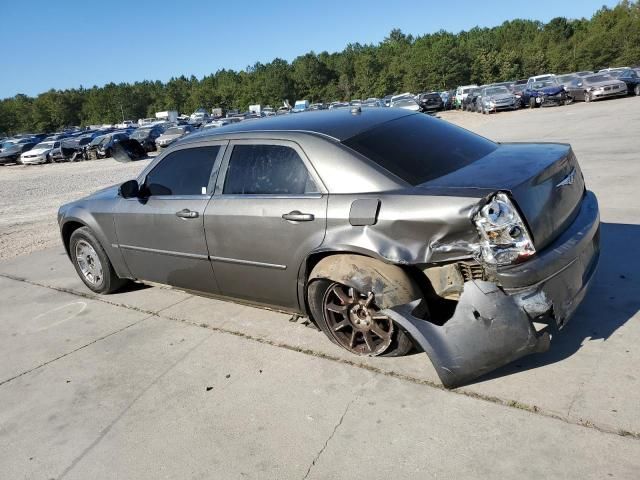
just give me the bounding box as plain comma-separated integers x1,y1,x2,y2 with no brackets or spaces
306,253,422,310
61,220,87,257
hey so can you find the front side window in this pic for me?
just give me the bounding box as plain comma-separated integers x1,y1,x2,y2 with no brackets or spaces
145,146,219,196
223,144,318,195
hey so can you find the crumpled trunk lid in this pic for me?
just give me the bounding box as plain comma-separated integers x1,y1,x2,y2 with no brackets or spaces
419,143,585,250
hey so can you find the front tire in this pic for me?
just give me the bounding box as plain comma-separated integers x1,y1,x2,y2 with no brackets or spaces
529,97,536,108
308,279,414,357
634,85,640,96
69,227,128,294
585,92,592,103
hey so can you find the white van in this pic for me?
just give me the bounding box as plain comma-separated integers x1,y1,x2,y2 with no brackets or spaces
454,85,478,108
292,100,309,112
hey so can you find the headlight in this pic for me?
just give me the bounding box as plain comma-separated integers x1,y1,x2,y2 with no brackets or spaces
474,192,535,266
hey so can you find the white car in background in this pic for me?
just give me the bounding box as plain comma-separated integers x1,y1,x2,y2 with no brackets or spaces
155,125,195,148
19,141,60,165
390,93,421,111
455,84,479,108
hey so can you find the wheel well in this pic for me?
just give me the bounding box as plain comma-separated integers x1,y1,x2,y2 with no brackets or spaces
302,251,429,309
303,252,463,326
61,221,85,256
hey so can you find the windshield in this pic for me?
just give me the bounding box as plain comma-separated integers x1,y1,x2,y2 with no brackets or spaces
462,88,471,94
131,129,150,139
585,74,613,83
343,114,497,186
164,127,184,135
607,70,623,78
532,79,558,89
485,87,510,95
556,75,576,84
34,141,55,149
90,135,106,146
1,142,16,149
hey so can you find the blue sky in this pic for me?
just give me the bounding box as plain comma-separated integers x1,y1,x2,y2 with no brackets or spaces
1,0,619,98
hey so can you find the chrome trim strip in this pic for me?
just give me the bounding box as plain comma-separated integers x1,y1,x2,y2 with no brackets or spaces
119,244,209,260
210,255,287,270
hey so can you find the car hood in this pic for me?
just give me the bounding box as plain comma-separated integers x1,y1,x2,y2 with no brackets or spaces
23,147,50,155
587,79,626,88
487,93,514,101
83,184,121,201
0,145,21,156
157,134,182,142
537,85,564,95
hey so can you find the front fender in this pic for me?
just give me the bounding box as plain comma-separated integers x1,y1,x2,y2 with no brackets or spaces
59,206,131,279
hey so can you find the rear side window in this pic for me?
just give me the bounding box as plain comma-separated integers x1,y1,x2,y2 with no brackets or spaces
223,144,318,195
342,114,497,185
145,146,219,196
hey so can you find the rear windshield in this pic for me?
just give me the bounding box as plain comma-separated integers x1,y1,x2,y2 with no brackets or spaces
342,114,497,185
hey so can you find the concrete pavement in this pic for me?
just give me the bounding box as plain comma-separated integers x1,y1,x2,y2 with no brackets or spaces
0,243,639,479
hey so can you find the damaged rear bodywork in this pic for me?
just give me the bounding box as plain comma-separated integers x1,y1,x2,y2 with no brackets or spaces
309,138,599,387
311,190,599,388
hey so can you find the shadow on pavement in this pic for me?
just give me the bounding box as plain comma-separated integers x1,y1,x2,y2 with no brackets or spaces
471,222,639,383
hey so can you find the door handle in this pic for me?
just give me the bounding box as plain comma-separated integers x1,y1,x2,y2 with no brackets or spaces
176,209,199,219
282,210,314,222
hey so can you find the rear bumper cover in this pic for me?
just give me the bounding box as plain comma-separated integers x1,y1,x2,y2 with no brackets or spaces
383,191,600,388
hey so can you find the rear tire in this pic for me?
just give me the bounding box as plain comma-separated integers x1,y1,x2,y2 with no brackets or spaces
69,227,128,294
308,278,414,358
634,85,640,96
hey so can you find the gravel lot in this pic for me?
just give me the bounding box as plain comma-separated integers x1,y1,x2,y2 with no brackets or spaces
0,157,152,260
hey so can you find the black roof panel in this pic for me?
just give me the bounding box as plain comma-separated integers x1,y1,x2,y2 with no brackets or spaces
183,108,416,143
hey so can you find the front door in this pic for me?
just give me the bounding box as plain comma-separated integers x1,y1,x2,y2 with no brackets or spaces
114,143,225,293
204,140,327,310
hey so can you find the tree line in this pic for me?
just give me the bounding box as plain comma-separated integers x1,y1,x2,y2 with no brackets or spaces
2,1,639,135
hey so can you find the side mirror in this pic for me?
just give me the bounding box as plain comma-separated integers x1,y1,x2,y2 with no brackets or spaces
119,179,140,199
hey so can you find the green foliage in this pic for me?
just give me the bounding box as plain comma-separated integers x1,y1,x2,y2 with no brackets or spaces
2,1,639,135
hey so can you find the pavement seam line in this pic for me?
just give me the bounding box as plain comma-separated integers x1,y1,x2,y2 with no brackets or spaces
303,397,355,480
0,314,153,388
1,272,639,441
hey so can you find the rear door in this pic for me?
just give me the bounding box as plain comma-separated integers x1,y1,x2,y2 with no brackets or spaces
204,139,327,310
113,143,225,293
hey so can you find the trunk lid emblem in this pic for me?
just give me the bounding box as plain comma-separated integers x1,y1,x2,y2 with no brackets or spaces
556,168,576,188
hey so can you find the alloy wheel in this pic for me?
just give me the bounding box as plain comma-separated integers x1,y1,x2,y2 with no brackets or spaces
322,283,394,356
75,240,104,286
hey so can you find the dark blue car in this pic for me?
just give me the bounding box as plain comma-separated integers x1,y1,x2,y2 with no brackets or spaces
522,75,568,108
608,69,640,96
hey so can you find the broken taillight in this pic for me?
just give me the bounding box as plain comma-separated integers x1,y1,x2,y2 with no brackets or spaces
473,192,536,266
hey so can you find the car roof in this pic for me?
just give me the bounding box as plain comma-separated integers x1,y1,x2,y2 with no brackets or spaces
182,108,415,143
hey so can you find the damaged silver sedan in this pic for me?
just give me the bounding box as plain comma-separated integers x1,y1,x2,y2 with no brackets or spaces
58,108,600,387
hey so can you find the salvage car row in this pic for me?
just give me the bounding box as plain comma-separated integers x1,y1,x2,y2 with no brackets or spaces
456,67,640,114
0,122,199,166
